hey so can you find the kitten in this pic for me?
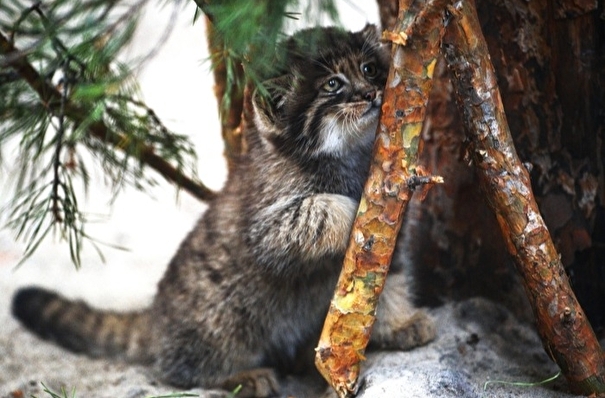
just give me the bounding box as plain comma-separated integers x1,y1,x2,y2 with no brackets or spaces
11,24,434,398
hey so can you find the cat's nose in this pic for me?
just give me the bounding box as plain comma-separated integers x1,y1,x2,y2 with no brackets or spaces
364,90,377,101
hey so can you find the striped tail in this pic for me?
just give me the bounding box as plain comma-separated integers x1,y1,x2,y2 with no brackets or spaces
12,286,154,363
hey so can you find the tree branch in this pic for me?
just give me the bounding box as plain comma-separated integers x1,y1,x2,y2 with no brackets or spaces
0,30,216,202
376,0,398,30
442,1,605,395
205,15,246,169
314,1,448,396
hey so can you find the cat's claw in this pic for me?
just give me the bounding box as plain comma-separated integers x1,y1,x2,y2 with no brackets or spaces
220,368,280,398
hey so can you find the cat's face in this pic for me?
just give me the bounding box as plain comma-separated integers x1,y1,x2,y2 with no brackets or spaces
253,24,390,159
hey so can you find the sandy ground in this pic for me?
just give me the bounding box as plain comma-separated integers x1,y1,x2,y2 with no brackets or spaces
0,2,593,397
0,278,585,398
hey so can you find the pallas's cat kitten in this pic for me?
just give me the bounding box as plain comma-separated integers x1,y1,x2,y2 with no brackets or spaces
12,24,434,397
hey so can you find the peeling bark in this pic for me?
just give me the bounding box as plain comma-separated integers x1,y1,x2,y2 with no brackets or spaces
442,1,605,395
314,1,448,396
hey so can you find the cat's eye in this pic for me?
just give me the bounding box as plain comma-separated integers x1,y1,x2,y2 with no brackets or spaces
322,77,343,92
362,62,377,78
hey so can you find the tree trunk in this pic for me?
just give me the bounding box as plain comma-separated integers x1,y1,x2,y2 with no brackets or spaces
442,1,605,393
399,0,605,334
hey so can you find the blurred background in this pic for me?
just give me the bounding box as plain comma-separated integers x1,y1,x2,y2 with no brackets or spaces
0,0,380,310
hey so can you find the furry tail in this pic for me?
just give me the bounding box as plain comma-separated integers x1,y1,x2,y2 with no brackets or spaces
12,286,154,363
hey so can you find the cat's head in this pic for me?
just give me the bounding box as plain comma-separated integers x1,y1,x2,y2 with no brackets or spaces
252,24,389,159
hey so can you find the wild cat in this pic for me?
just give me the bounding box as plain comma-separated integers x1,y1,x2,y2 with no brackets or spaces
12,24,434,397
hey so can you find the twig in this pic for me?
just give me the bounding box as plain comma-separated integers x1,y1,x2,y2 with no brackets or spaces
0,30,216,202
50,62,71,223
314,1,448,396
442,1,605,395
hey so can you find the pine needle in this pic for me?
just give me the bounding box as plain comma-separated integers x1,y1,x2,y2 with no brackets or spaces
483,371,561,391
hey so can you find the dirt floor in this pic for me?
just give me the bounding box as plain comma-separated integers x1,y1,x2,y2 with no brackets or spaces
0,265,583,398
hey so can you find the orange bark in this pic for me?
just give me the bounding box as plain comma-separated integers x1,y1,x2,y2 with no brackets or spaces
442,1,605,395
314,1,449,396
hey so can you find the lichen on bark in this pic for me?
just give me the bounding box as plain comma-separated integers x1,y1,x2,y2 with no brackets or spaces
314,1,448,396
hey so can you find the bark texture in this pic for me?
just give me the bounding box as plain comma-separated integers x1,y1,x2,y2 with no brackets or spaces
396,0,605,330
314,1,447,396
442,1,605,394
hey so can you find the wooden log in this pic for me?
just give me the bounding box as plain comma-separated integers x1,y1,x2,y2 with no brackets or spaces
442,1,605,395
314,1,448,396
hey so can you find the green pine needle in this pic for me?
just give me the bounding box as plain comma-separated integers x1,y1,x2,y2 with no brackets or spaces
33,383,76,398
483,371,562,391
2,0,342,266
1,0,199,267
227,385,242,398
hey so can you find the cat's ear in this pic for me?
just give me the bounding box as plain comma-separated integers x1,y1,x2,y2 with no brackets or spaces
360,23,380,43
252,76,290,135
360,23,390,66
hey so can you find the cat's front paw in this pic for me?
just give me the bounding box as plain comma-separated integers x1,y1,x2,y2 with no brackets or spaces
300,193,357,258
392,311,436,350
371,310,436,351
220,368,280,398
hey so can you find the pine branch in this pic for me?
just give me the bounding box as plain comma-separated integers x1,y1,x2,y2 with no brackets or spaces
1,0,213,265
442,1,605,395
0,31,216,202
205,15,246,169
314,1,448,396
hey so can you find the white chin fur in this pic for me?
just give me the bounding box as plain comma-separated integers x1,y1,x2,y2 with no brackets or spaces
317,109,379,155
